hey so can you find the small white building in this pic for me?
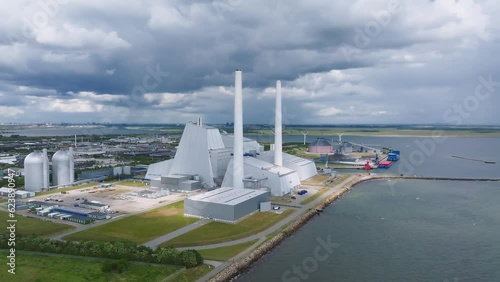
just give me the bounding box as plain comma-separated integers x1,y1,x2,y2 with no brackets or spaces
0,188,35,198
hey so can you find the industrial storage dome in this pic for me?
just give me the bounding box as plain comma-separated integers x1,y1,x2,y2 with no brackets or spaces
52,149,74,186
24,151,49,192
308,138,333,154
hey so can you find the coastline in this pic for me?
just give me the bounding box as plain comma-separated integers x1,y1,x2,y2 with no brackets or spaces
209,175,500,282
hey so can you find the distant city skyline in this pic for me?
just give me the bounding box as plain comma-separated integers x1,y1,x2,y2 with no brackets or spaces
1,1,499,125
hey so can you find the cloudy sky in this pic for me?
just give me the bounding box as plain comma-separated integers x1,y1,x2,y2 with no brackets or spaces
0,0,499,125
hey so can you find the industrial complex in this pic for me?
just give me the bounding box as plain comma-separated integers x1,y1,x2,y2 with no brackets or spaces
145,70,317,222
12,69,400,225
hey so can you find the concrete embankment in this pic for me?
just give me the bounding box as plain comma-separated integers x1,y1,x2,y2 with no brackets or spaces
209,175,499,282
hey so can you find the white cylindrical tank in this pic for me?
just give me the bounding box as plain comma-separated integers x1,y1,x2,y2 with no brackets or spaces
113,166,123,175
52,150,71,186
24,151,45,192
123,166,131,174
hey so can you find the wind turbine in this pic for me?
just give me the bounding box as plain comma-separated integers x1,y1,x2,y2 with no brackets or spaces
302,131,308,145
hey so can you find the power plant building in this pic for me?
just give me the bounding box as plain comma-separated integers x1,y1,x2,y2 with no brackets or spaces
222,157,301,196
146,120,231,189
148,70,317,221
221,134,263,155
257,151,317,181
184,187,269,223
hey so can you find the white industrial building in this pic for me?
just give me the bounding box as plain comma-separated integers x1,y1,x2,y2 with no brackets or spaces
146,118,231,189
0,188,35,198
149,71,318,221
256,151,317,181
184,187,270,223
222,157,301,196
221,134,263,155
146,71,316,199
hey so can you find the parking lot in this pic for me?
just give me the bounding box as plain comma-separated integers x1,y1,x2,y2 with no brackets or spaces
29,184,186,216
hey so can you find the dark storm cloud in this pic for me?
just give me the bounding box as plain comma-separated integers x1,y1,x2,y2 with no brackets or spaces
0,0,498,124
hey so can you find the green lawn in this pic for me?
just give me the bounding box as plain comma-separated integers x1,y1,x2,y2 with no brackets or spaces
36,183,97,196
0,251,178,282
300,187,329,205
162,210,294,248
198,239,258,261
118,180,150,187
0,211,74,237
166,264,214,282
63,201,199,244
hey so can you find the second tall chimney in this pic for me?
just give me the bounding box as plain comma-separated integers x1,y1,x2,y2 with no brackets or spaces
233,69,244,188
274,80,283,166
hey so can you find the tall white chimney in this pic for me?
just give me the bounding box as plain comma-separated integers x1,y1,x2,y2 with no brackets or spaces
42,148,49,189
233,69,244,188
274,80,283,166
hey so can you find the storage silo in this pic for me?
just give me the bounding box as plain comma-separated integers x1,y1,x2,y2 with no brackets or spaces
24,151,46,192
52,149,73,186
308,138,333,153
123,166,131,175
113,166,123,175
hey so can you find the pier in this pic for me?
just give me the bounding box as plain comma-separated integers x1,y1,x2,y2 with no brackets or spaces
451,155,496,164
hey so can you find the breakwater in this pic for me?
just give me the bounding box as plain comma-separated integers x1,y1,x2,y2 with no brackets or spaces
210,175,500,282
451,155,496,164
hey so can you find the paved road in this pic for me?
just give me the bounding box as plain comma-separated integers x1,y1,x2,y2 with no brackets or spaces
178,175,359,251
196,237,266,282
143,219,211,249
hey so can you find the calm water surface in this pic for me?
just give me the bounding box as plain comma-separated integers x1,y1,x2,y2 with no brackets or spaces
237,179,500,282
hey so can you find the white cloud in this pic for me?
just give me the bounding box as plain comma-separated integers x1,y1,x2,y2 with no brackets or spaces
0,106,24,117
36,24,131,49
317,107,344,117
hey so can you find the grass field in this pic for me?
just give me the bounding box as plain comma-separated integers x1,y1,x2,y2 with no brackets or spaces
0,251,178,282
0,211,74,237
198,239,259,261
63,201,199,244
300,188,328,205
166,264,213,282
302,174,331,185
36,183,97,197
162,210,294,248
117,180,150,187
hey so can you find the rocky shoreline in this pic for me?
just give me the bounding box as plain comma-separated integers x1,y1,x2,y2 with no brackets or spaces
209,176,363,282
208,175,500,281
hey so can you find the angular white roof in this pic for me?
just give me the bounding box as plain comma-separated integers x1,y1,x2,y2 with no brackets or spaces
187,187,268,206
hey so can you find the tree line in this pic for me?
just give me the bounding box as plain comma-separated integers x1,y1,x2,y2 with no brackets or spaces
0,234,203,268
